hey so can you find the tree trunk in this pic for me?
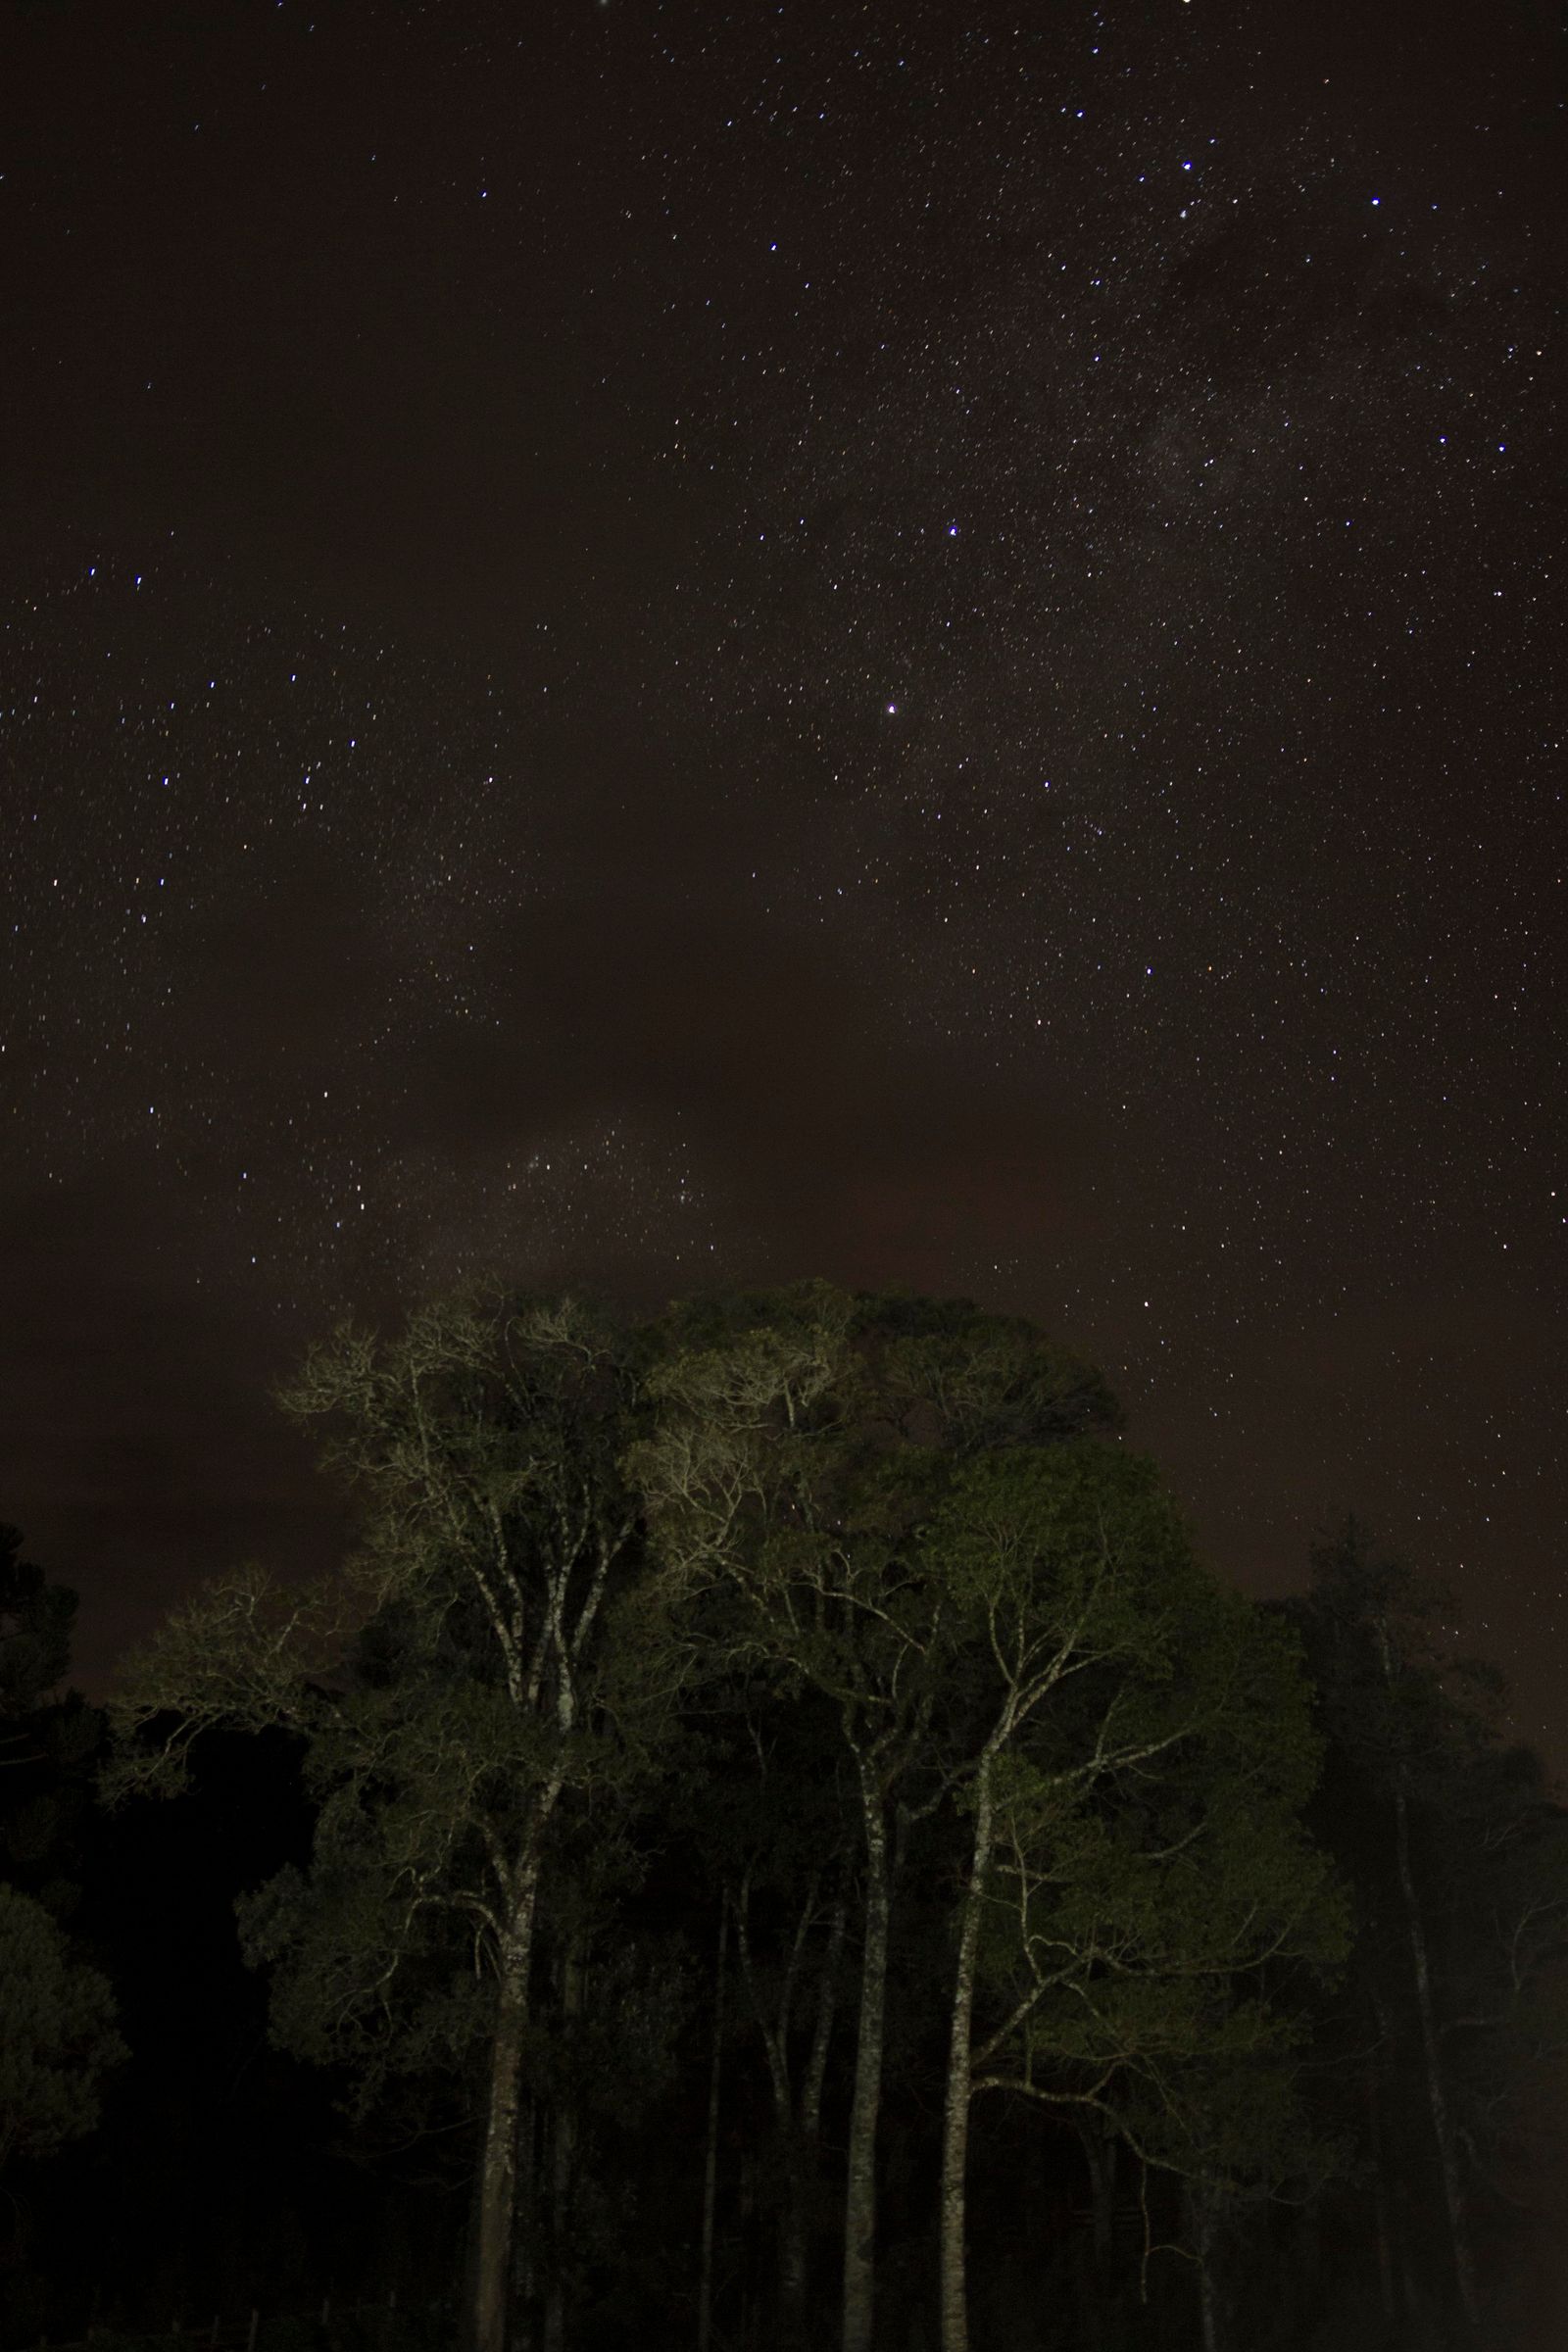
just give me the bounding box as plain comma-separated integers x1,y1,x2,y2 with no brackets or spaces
843,1763,890,2352
938,1750,996,2352
775,1897,842,2344
1391,1772,1480,2337
513,2095,538,2352
735,1869,811,2345
1082,2122,1115,2278
803,1898,844,2143
1189,2182,1219,2352
473,1875,540,2352
698,1903,727,2352
739,2146,758,2352
780,2146,809,2343
778,1894,841,2346
542,1941,582,2352
1365,2048,1397,2335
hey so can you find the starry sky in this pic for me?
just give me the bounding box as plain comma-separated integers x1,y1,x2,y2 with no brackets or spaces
2,0,1564,1747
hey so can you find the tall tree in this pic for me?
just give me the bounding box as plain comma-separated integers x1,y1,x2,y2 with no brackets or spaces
721,1692,851,2343
1426,1738,1568,2217
0,1883,124,2175
1292,1523,1568,2348
107,1296,664,2352
1295,1524,1480,2337
630,1282,1118,2352
0,1525,75,1727
0,1529,123,2189
0,1523,100,1909
923,1444,1346,2352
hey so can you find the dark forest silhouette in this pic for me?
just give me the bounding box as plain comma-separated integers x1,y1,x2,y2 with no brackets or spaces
3,1289,1564,2352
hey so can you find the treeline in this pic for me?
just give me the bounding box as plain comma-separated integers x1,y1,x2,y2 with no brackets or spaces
3,1286,1565,2352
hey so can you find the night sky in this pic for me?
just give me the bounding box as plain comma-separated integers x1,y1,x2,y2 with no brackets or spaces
2,1,1563,1748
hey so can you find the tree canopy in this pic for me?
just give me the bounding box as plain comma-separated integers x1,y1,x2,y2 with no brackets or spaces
81,1294,1568,2352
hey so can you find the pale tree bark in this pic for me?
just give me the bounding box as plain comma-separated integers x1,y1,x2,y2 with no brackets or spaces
936,1577,1102,2352
779,1898,843,2342
1375,1625,1480,2341
938,1749,996,2352
111,1304,647,2352
1392,1776,1481,2338
1187,2181,1219,2352
843,1763,890,2352
783,1892,844,2332
634,1305,1119,2352
475,1876,541,2352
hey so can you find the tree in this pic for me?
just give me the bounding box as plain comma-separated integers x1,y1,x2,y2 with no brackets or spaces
1,1525,123,2190
630,1283,1119,2352
0,1525,75,1726
1291,1522,1568,2348
1426,1739,1568,2212
0,1884,124,2173
710,1685,851,2345
107,1296,664,2352
0,1524,99,1910
922,1444,1347,2352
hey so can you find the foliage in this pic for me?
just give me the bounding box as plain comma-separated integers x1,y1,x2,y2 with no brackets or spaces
0,1521,124,2200
1286,1521,1568,2343
939,1446,1348,2201
105,1295,676,2352
73,1298,1568,2352
0,1879,124,2170
0,1525,75,1719
106,1295,657,2082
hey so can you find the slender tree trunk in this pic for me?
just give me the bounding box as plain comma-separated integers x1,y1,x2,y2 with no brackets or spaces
736,1869,810,2343
542,2197,564,2352
780,1894,843,2347
698,1903,728,2352
542,1942,582,2352
739,2147,758,2352
1294,2196,1322,2329
1189,2182,1219,2352
1365,2049,1397,2335
843,1764,890,2352
939,1750,996,2352
780,2147,809,2342
803,1898,845,2142
474,1872,541,2352
1391,1774,1480,2337
513,2095,538,2352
